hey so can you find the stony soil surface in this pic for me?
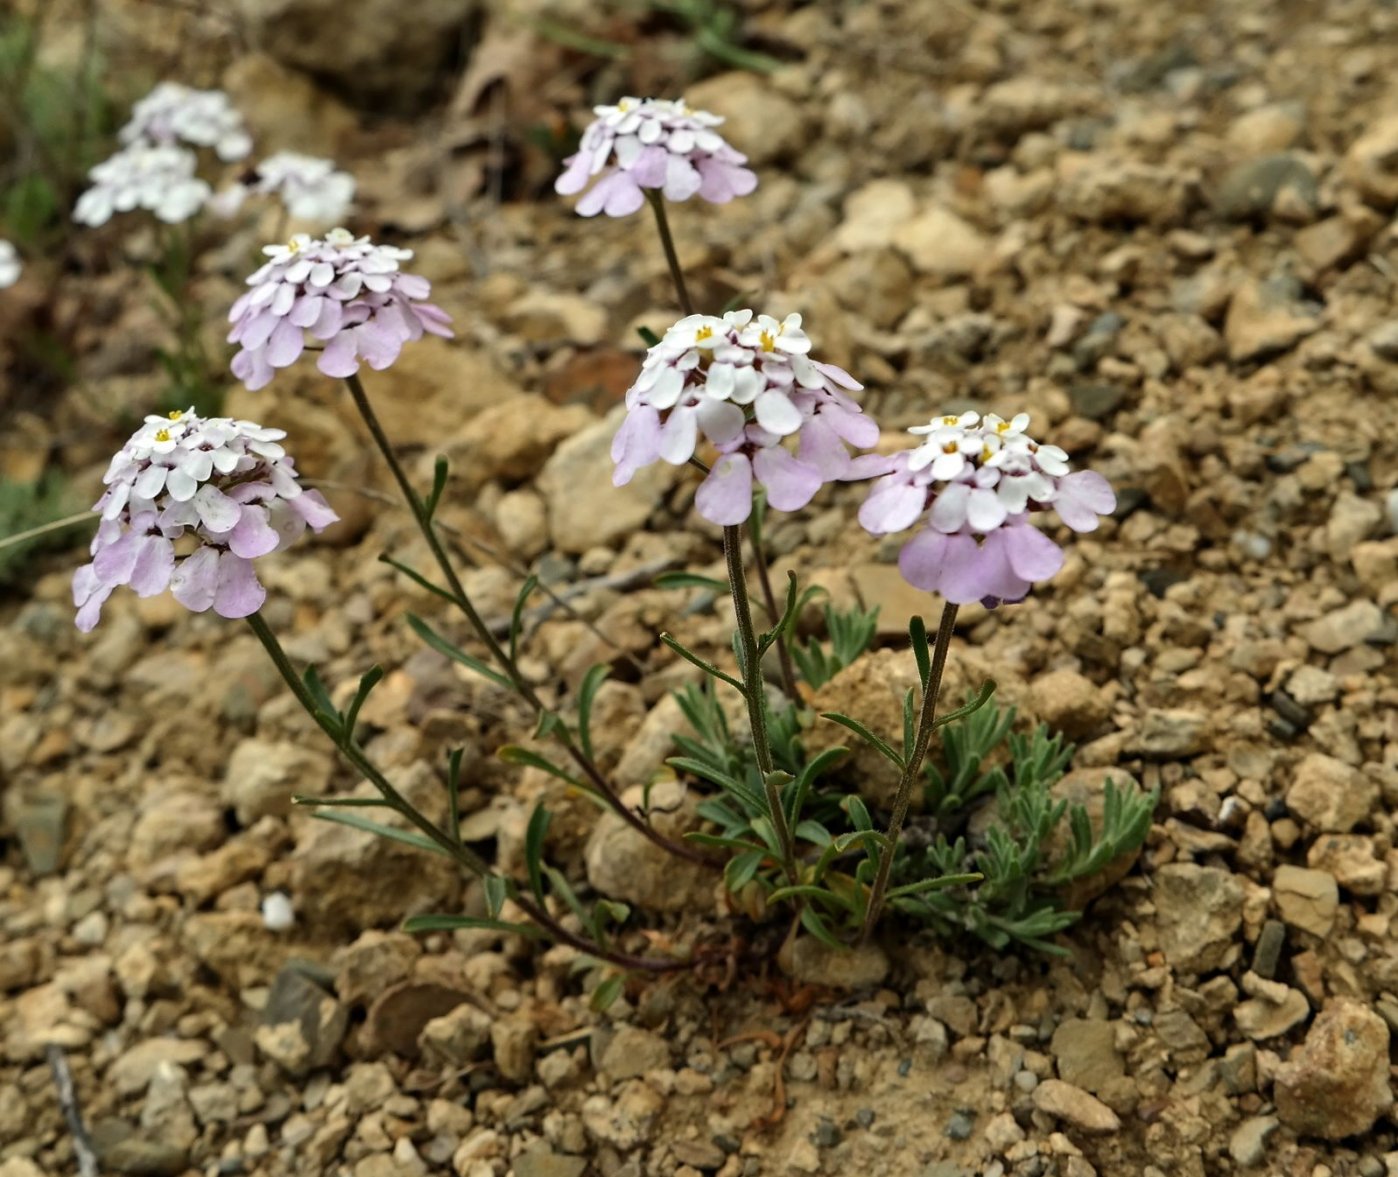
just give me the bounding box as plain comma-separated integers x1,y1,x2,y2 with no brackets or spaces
2,1,1397,1176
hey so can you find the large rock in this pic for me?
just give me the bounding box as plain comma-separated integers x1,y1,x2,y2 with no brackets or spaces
1344,112,1398,208
1224,278,1320,362
892,204,989,277
223,738,332,825
537,406,677,553
1154,864,1243,973
583,781,714,913
231,0,479,106
683,73,806,165
1275,999,1392,1139
1286,753,1376,833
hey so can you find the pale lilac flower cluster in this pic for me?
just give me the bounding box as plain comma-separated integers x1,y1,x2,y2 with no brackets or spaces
613,310,880,525
73,409,337,632
212,152,356,225
859,412,1116,606
556,97,757,217
0,240,19,288
228,229,453,390
119,82,252,162
74,143,212,226
76,83,250,227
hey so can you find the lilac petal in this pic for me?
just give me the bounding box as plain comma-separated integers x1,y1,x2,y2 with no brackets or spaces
555,150,594,196
212,553,266,619
170,546,220,613
753,390,802,436
897,528,953,592
694,452,754,526
812,360,862,391
824,402,879,447
229,504,281,558
237,309,280,350
289,294,324,328
129,535,175,596
662,154,702,202
193,484,242,533
752,447,823,512
630,144,670,188
134,463,168,499
611,405,662,486
971,531,1033,605
696,398,745,446
291,490,339,531
602,171,646,217
929,481,970,533
575,170,625,217
93,529,141,585
356,317,407,370
965,486,1008,533
658,405,699,465
1054,470,1116,532
396,274,431,299
231,347,274,391
859,479,927,535
309,298,344,340
695,157,737,203
317,331,361,378
74,567,114,633
926,533,996,605
798,419,852,480
266,316,306,368
1003,521,1064,583
415,303,455,338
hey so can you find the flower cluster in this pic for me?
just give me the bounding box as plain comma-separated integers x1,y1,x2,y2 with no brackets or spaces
73,409,337,631
859,412,1116,606
0,240,19,288
213,152,356,225
613,310,880,525
556,97,757,217
119,82,252,162
74,143,213,227
76,83,250,227
228,229,453,390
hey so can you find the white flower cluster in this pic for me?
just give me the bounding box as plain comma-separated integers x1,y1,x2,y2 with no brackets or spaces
119,82,252,162
75,143,212,226
211,152,356,225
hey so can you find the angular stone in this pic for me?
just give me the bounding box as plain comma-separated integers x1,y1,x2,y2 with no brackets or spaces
893,205,989,277
1275,999,1393,1139
1299,600,1384,654
1307,835,1386,896
1224,278,1320,362
598,1024,671,1082
1030,669,1110,740
254,966,348,1076
788,938,889,991
1155,864,1243,973
584,781,714,913
1050,1019,1124,1094
364,981,474,1059
1286,754,1376,834
1273,866,1339,937
1031,1079,1121,1133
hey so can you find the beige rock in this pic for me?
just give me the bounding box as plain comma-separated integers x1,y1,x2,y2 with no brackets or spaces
1155,864,1243,973
1030,669,1110,739
445,396,593,491
1286,754,1376,834
1224,278,1320,362
1273,865,1339,937
128,787,227,871
1227,104,1305,154
832,180,918,252
1275,999,1393,1139
334,930,420,1008
1051,1019,1125,1094
583,781,714,913
503,291,609,346
598,1024,671,1081
1307,834,1386,895
683,73,805,165
1299,599,1384,654
787,938,889,990
892,204,989,277
538,406,678,553
1031,1079,1121,1133
1344,112,1398,208
223,739,332,825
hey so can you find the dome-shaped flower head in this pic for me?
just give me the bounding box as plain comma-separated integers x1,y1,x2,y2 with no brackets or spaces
612,309,882,526
0,240,19,288
74,143,212,226
555,97,757,217
858,411,1116,607
212,152,356,225
119,82,252,162
73,409,338,632
228,229,453,391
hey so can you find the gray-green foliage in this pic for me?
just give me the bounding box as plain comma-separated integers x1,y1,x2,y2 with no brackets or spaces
895,699,1158,954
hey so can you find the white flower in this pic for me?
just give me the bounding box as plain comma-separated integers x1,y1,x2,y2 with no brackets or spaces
75,143,211,226
252,152,356,224
0,240,20,288
120,82,252,162
738,312,811,356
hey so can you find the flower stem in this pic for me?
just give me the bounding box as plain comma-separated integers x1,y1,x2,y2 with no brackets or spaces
244,612,686,973
342,372,711,866
723,523,797,883
858,601,959,942
747,521,800,706
645,190,694,316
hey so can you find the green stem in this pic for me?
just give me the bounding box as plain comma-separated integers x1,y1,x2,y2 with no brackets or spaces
645,190,694,316
859,601,959,942
244,612,685,973
342,373,711,867
723,523,797,883
748,523,800,705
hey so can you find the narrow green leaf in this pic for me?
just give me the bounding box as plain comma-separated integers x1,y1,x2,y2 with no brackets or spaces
407,613,513,689
343,665,385,739
292,794,388,808
909,615,930,691
821,712,903,769
424,456,450,520
509,575,539,664
524,805,551,902
884,873,982,900
380,554,455,602
786,746,847,824
724,849,767,891
902,687,916,759
311,809,449,857
660,632,745,692
842,794,875,833
767,884,855,910
498,745,584,789
798,905,846,949
637,326,662,346
654,571,728,594
543,865,589,926
483,873,510,918
301,666,339,727
402,912,543,937
793,819,833,846
931,680,998,730
577,664,610,764
590,973,625,1012
687,831,769,854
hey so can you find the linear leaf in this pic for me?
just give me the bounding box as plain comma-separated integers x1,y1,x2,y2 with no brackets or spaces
653,571,728,593
402,912,543,937
821,712,903,769
343,665,385,739
424,456,450,520
660,632,744,692
576,663,610,763
524,804,551,902
310,809,449,856
379,554,455,603
407,613,513,689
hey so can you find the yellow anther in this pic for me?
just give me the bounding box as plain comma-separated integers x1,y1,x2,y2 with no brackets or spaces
155,429,171,443
696,325,714,342
759,330,776,352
